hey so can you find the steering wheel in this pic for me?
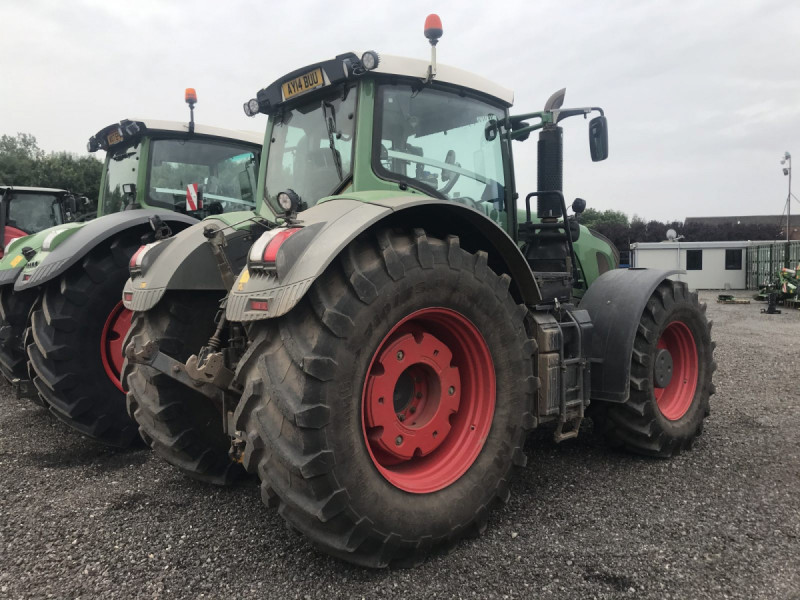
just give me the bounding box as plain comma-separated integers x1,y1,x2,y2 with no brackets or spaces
439,150,461,195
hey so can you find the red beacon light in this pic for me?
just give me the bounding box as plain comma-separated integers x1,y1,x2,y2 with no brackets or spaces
424,14,443,45
185,87,197,133
423,14,443,82
185,87,197,106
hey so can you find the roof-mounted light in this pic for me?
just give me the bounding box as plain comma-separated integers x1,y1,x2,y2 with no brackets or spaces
243,98,260,117
424,14,443,82
185,87,197,105
361,51,380,71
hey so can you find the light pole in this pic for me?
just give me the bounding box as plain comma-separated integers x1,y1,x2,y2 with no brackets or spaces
782,151,793,242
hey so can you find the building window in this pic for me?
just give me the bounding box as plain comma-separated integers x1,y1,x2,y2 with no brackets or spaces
725,248,742,270
686,249,703,270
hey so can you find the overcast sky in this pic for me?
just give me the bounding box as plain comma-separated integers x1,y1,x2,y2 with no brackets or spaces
2,0,799,221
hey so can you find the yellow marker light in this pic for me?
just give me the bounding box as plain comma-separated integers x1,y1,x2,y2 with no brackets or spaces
10,255,24,267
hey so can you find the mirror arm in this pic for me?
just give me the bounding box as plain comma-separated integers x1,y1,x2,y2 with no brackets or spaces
554,106,604,124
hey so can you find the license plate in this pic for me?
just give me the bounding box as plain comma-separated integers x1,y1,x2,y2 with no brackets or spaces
106,129,124,146
281,68,324,101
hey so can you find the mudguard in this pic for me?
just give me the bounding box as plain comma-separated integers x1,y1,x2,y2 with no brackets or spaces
122,217,262,311
14,209,198,292
579,268,682,403
226,196,540,322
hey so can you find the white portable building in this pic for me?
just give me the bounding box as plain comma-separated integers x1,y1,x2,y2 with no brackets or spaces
629,241,755,290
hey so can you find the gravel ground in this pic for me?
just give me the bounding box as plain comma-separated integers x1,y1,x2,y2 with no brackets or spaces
1,291,799,599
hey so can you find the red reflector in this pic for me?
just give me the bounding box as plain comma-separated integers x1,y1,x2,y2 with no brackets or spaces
123,292,133,302
130,245,147,268
249,300,269,311
262,228,300,264
22,274,30,281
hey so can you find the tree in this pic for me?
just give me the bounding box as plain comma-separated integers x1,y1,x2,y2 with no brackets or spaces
0,133,103,201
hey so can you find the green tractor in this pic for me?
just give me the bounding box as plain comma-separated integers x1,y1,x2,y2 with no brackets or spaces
123,17,715,566
0,92,262,446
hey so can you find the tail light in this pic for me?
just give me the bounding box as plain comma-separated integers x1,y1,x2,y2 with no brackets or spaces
248,228,301,269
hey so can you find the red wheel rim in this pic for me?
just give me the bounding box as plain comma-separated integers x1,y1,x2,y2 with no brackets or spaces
361,307,495,494
654,321,698,420
100,301,133,393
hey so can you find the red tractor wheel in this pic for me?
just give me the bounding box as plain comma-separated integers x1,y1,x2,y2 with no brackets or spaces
235,229,538,567
600,280,715,456
100,301,133,393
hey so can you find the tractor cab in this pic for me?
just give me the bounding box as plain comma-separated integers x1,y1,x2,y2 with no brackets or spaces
0,186,90,257
88,99,261,221
244,42,611,299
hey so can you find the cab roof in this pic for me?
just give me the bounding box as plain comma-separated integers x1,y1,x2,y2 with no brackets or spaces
372,54,514,106
122,120,263,146
105,120,263,146
0,185,70,194
254,52,514,112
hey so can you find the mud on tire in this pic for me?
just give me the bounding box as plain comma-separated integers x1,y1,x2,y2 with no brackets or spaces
597,280,716,457
234,228,539,567
124,292,245,485
27,236,140,446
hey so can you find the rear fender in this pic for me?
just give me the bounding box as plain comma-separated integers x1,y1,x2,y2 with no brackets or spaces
226,196,540,322
579,268,682,403
123,218,262,312
14,210,198,292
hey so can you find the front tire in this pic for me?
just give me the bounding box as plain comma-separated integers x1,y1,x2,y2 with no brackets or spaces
599,280,715,456
26,237,139,446
0,287,36,384
234,229,538,567
124,292,245,485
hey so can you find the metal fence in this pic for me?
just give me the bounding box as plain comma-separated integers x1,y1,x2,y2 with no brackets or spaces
746,242,800,289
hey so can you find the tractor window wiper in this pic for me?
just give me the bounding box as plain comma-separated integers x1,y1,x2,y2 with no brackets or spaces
112,151,136,162
322,101,344,182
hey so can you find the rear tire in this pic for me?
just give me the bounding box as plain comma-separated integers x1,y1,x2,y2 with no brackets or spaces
26,236,139,447
124,292,245,485
598,280,715,456
0,287,36,384
234,229,538,567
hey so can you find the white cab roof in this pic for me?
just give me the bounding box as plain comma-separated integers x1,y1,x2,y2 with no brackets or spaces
372,54,514,106
0,185,69,193
631,241,758,250
127,119,263,146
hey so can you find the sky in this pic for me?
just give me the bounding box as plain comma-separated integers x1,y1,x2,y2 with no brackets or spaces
1,0,799,222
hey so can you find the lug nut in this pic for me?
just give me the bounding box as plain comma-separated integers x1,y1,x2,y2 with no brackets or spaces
448,386,455,395
397,351,404,361
395,435,403,445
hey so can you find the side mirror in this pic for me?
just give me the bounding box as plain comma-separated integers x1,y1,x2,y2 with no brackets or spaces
65,195,77,215
122,183,136,197
589,115,608,162
571,197,586,215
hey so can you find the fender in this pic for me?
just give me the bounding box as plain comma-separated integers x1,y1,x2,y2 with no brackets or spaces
226,196,540,322
578,268,682,403
14,209,199,292
123,217,263,312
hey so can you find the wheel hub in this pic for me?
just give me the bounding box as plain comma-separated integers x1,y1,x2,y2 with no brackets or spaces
653,348,673,388
100,301,133,393
361,307,496,494
365,330,461,460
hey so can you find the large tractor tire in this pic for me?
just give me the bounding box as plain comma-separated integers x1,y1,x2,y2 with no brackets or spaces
598,280,715,457
0,287,36,384
234,229,539,567
124,292,245,485
27,236,139,446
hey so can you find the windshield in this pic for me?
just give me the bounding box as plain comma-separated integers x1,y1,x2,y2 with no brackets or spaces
7,193,65,233
148,139,259,215
102,144,140,214
374,84,508,225
265,85,356,210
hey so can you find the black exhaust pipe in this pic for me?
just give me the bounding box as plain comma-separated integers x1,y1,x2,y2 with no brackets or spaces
537,125,563,219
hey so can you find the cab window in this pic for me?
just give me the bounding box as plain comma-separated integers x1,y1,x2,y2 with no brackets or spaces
374,83,508,227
